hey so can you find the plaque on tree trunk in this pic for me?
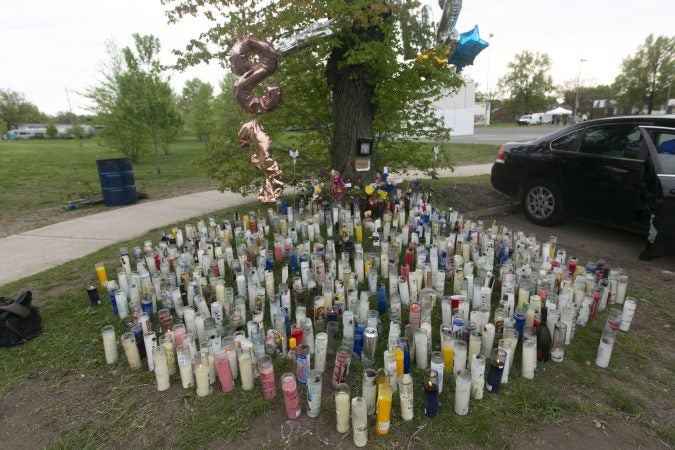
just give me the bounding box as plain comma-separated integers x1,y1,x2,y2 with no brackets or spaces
355,158,371,172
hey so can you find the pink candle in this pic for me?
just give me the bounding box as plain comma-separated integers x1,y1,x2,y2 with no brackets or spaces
259,355,277,400
281,373,301,419
173,326,186,348
274,242,283,262
216,350,235,393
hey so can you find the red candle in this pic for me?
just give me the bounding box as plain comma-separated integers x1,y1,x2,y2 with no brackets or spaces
291,324,304,346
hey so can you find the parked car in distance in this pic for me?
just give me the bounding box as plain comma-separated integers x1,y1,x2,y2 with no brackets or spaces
490,115,675,235
517,113,552,126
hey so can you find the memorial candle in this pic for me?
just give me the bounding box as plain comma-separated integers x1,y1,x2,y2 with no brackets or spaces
453,340,467,378
259,355,277,400
238,350,254,391
152,346,171,392
121,332,141,370
454,369,471,415
307,370,323,417
215,348,234,392
362,369,377,416
101,325,118,364
550,322,567,362
471,354,486,400
281,373,301,419
160,334,176,376
619,297,637,331
335,383,351,433
595,329,615,368
195,353,211,397
177,343,194,389
95,262,108,287
375,378,393,435
351,397,368,448
424,369,439,418
415,329,428,369
485,348,506,394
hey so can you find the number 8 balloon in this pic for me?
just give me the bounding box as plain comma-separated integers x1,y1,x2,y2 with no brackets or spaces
229,36,284,203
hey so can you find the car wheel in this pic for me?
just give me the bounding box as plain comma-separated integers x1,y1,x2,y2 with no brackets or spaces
521,179,565,226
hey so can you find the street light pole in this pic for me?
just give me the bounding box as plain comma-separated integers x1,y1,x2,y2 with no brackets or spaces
573,58,586,120
484,33,494,126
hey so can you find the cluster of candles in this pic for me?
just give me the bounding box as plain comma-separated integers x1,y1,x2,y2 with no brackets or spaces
93,196,638,446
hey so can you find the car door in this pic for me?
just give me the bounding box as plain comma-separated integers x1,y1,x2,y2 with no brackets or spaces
641,126,675,249
559,123,645,222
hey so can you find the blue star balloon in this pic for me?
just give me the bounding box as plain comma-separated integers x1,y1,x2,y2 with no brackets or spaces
448,25,489,72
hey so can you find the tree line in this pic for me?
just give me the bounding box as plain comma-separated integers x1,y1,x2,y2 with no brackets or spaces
491,34,673,119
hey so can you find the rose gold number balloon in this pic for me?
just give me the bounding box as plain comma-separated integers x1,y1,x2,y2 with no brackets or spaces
229,36,284,203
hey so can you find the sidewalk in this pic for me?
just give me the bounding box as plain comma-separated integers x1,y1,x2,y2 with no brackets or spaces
0,163,493,287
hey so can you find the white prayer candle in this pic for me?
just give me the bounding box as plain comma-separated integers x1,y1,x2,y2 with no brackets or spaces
335,387,351,433
195,359,210,397
481,323,495,357
143,331,156,371
500,340,513,384
595,333,614,368
415,329,428,369
101,326,118,364
454,369,471,415
453,340,467,378
121,332,141,370
152,347,171,391
619,297,637,331
467,334,481,370
522,340,536,379
239,351,254,391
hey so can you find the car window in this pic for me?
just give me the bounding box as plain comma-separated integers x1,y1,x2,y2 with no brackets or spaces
550,130,580,152
578,124,643,159
652,130,675,175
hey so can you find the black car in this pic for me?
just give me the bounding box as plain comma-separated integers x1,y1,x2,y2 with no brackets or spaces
490,115,675,237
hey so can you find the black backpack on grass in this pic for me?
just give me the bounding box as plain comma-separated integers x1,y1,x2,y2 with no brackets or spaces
0,291,42,347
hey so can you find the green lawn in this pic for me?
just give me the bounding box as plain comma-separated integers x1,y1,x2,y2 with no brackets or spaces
0,137,496,236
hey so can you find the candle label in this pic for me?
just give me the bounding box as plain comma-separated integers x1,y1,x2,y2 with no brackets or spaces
551,349,564,363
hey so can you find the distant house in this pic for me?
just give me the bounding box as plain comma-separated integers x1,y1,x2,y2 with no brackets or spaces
432,82,476,136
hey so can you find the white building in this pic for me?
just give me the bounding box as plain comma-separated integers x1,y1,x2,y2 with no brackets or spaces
432,82,476,136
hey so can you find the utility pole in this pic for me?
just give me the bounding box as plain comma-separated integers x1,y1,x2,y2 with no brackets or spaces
484,33,494,126
573,58,586,120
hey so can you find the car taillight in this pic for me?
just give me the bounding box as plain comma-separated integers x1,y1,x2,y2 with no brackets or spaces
496,145,506,162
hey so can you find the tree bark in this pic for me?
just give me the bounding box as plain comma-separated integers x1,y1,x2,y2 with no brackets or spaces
325,17,386,186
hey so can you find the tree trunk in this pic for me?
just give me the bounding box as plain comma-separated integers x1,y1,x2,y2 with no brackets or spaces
325,18,386,186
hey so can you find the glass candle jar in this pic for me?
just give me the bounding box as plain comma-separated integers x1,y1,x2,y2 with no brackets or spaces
595,329,615,368
485,348,506,394
332,346,351,388
238,349,254,390
281,372,301,419
454,369,471,416
195,352,211,397
152,346,170,392
215,348,234,393
101,325,118,365
619,297,637,331
335,383,351,433
471,353,486,399
522,339,536,379
453,340,467,378
430,351,445,393
121,331,141,370
307,369,323,418
375,378,393,435
176,343,194,389
424,369,440,418
159,333,177,376
351,397,368,447
314,332,328,372
551,322,567,363
398,373,414,421
362,369,377,416
259,355,277,400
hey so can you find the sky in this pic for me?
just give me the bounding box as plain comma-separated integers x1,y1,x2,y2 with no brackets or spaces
0,0,672,116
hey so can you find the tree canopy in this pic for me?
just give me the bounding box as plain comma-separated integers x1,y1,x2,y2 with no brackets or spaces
497,51,554,117
613,34,674,114
86,34,182,169
164,0,463,190
0,89,45,126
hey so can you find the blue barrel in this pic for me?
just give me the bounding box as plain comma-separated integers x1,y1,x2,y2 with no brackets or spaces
96,158,137,206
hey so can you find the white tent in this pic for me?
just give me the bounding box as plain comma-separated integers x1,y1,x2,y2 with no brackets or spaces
546,106,573,115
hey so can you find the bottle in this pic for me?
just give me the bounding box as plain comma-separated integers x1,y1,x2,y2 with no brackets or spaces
536,306,552,362
287,337,297,373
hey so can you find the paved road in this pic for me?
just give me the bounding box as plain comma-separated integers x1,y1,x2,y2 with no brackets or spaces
452,125,562,144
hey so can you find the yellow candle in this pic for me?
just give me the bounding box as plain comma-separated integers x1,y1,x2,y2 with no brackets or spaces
375,380,393,435
355,224,363,243
95,262,108,286
394,347,404,377
243,214,250,230
443,345,454,374
121,332,141,370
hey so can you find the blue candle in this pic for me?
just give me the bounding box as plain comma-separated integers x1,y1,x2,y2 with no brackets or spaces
486,348,506,394
424,369,440,417
377,284,387,315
